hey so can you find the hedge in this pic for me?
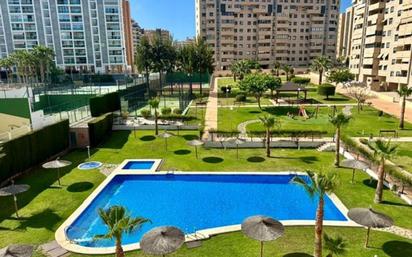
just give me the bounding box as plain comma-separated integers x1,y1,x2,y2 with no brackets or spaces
291,77,311,85
0,120,69,183
88,113,113,147
247,130,328,138
317,84,336,99
90,92,120,117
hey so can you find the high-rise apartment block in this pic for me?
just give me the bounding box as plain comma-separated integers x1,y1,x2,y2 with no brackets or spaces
0,0,133,73
143,29,171,42
195,0,340,71
349,0,412,90
336,6,354,60
131,19,143,47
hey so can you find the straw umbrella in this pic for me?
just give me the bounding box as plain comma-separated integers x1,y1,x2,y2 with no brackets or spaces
187,140,204,159
241,215,284,257
158,132,174,151
42,158,72,186
0,245,34,257
226,138,246,159
140,226,185,257
348,208,393,248
175,121,183,135
341,159,368,183
0,183,30,218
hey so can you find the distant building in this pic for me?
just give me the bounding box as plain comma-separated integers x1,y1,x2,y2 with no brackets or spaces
349,0,412,91
0,0,134,73
131,19,144,47
336,6,354,61
143,29,171,42
175,37,195,48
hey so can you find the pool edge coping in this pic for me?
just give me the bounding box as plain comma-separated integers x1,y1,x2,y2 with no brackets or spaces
55,170,360,255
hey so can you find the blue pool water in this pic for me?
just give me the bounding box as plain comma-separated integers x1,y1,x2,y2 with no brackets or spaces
122,161,155,170
78,162,102,170
66,174,347,247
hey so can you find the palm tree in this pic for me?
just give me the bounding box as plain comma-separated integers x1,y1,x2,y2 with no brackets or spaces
259,115,278,157
329,112,351,167
0,56,15,83
179,43,196,96
135,36,153,95
94,206,150,257
311,56,331,85
323,233,347,257
369,139,397,203
195,37,214,96
282,64,293,81
230,61,240,81
273,61,281,76
10,50,36,83
32,45,55,83
397,86,412,129
292,171,339,257
148,98,160,135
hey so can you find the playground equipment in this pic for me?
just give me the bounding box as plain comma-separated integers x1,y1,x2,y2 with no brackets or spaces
298,105,309,119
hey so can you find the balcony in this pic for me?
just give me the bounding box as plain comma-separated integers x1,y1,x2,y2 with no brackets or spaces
364,47,380,57
369,1,385,12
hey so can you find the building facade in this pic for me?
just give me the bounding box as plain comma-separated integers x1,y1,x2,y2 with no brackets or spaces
0,0,133,73
349,0,412,90
143,28,171,42
131,19,143,48
195,0,340,71
336,5,354,60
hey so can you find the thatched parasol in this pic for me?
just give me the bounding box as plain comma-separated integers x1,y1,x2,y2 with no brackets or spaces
0,183,30,218
42,158,72,186
140,226,185,257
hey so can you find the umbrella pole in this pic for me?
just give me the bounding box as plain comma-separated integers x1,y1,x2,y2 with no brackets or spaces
260,241,264,257
351,169,355,183
236,144,239,160
13,194,19,218
165,138,168,151
365,227,370,248
57,168,61,186
195,146,198,159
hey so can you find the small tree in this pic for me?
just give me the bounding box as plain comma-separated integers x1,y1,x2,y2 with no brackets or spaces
32,45,55,83
369,139,397,203
95,206,150,257
327,68,355,86
239,73,267,109
291,77,311,85
263,75,282,98
329,112,351,167
344,82,371,113
318,84,336,100
397,86,412,129
259,115,279,157
273,61,281,76
148,98,160,135
282,64,293,81
135,36,153,95
293,170,339,257
311,56,331,85
323,234,347,257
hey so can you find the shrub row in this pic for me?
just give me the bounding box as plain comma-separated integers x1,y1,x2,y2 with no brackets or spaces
88,113,113,147
0,120,69,183
247,130,328,138
89,92,120,117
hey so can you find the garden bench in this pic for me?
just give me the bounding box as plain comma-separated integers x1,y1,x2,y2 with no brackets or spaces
379,129,398,138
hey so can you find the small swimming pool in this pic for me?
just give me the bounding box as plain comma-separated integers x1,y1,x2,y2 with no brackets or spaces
78,162,103,170
122,161,155,170
61,173,349,251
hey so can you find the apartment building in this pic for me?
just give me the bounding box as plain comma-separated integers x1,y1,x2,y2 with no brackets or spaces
349,0,412,90
0,0,133,73
195,0,340,71
143,29,171,42
336,6,354,60
131,19,143,47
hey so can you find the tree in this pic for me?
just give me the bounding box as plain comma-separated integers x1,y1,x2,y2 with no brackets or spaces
195,37,214,96
179,43,196,96
0,56,15,83
135,36,153,95
259,115,279,157
148,98,160,135
230,60,253,81
311,56,331,85
95,206,150,257
369,139,397,203
318,84,336,100
327,68,355,87
282,64,293,81
273,61,281,76
397,86,412,129
263,74,282,98
32,45,55,83
151,34,175,94
292,171,339,257
344,82,371,113
10,50,36,83
323,234,347,257
238,73,267,109
329,112,351,167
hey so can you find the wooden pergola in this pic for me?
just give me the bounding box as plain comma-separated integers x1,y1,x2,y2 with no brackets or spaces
275,82,308,102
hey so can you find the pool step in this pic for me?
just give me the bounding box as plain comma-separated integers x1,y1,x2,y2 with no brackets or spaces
39,241,69,257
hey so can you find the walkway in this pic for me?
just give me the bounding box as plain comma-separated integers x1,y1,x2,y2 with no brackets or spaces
202,76,218,140
237,120,259,137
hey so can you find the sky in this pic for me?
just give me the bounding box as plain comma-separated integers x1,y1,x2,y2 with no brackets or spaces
130,0,352,41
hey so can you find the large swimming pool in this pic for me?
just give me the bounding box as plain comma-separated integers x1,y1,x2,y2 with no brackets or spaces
64,173,347,249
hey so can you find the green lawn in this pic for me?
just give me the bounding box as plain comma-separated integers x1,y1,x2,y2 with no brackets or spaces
1,131,411,257
392,143,412,174
218,106,412,137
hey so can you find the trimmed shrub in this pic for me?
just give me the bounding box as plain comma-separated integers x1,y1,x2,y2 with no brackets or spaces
317,83,336,99
235,94,247,102
140,109,151,119
291,77,311,85
88,113,113,147
161,107,172,115
158,114,197,121
89,92,120,117
0,120,69,183
173,108,183,115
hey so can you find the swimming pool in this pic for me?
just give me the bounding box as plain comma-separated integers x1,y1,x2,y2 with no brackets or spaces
58,172,352,253
123,161,155,170
116,159,161,173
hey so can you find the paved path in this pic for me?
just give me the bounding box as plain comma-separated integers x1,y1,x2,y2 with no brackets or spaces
237,120,259,137
39,241,69,257
203,76,218,140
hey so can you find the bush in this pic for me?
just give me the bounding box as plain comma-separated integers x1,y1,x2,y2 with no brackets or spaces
140,109,151,119
220,86,231,94
235,94,247,102
291,77,311,84
89,92,120,117
159,114,197,121
317,84,336,99
0,120,69,183
161,107,172,115
88,113,113,147
173,108,183,115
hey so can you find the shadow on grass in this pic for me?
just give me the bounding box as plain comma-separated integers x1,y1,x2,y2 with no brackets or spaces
300,156,318,164
67,182,94,193
283,253,313,257
182,135,199,141
17,208,61,231
322,97,349,102
380,200,412,207
174,149,191,155
383,241,412,257
202,157,224,164
247,156,265,163
100,131,130,149
140,135,156,141
249,110,263,114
